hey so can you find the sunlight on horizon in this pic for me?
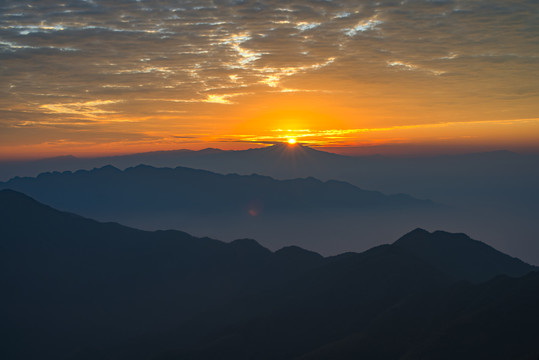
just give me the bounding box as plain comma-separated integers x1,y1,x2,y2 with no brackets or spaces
1,1,537,159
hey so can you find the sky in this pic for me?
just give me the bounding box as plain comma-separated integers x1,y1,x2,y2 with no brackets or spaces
1,0,538,159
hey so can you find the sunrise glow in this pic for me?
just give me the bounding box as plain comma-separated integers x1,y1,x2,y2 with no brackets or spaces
0,1,537,159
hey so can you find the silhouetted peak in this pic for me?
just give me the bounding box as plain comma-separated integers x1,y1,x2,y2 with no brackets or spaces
394,228,482,250
0,189,61,218
431,230,470,239
230,238,261,246
395,228,430,242
229,238,271,256
272,246,324,272
410,227,429,234
35,170,67,179
135,163,155,168
284,176,322,185
125,164,169,175
274,245,323,260
267,143,291,149
393,228,537,282
260,143,316,153
94,164,121,173
197,148,225,154
0,188,35,203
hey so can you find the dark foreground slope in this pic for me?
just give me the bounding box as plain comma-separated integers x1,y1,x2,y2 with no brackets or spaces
394,228,534,283
1,190,538,360
0,189,324,359
299,271,539,360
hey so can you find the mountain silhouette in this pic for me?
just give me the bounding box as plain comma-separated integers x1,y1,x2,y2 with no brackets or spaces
0,164,439,255
394,228,534,282
1,145,537,212
0,144,343,181
2,190,538,360
1,145,536,209
2,144,538,264
0,189,324,359
0,163,431,216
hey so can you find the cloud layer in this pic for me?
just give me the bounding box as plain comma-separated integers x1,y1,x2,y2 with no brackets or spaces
1,0,538,157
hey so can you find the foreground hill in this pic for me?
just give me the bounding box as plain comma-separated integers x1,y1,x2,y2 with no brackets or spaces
394,228,533,283
1,190,538,360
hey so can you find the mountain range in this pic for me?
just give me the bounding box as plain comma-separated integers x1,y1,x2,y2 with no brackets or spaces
2,189,538,360
1,144,538,209
0,164,439,256
0,163,432,217
2,144,538,264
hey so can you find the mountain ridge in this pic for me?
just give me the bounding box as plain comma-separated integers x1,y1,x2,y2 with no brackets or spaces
0,163,434,216
394,227,537,282
2,143,538,266
1,190,538,360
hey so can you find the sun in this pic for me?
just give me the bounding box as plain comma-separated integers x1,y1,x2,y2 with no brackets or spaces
287,138,297,145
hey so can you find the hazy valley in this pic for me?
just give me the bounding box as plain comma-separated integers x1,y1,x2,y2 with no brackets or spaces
2,145,538,264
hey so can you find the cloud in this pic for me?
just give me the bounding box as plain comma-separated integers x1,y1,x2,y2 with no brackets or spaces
344,17,383,36
0,0,538,153
40,100,122,117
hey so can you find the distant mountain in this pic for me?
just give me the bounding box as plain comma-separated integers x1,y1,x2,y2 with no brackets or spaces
0,144,339,181
2,190,538,360
1,145,537,209
2,144,538,263
3,145,537,209
0,164,438,254
0,148,226,181
0,164,432,217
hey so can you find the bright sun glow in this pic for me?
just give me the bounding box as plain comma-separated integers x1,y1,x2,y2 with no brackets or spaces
288,138,297,144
